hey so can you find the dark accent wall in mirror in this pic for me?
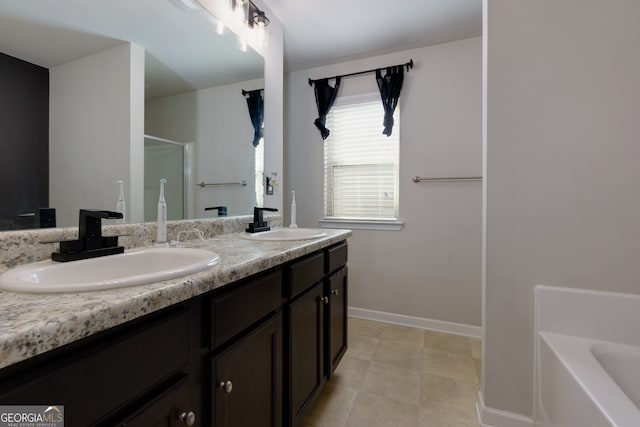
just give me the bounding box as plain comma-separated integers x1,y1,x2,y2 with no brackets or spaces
0,0,265,230
0,53,50,230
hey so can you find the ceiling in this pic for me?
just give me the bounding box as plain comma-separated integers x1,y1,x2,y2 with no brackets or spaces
0,0,264,99
262,0,482,71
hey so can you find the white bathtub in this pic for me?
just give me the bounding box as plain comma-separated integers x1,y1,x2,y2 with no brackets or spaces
536,332,640,427
534,286,640,427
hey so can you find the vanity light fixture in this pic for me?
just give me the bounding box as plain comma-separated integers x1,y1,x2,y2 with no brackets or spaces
230,0,270,30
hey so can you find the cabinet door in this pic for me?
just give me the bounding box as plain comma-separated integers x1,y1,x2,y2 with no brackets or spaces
288,282,325,427
212,314,282,427
112,375,194,427
326,267,348,378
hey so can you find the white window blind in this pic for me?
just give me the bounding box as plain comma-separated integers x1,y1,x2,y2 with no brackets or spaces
324,97,399,220
255,138,264,207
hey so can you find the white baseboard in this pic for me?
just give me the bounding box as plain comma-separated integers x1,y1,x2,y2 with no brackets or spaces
348,306,482,338
476,391,534,427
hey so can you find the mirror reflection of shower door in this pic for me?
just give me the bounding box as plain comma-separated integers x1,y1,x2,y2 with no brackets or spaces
144,135,193,222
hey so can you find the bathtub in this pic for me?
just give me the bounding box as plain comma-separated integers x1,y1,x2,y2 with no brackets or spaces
536,332,640,427
534,285,640,427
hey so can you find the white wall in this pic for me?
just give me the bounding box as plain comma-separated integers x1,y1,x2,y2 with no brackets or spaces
484,0,640,419
50,43,145,227
146,78,264,217
286,37,482,328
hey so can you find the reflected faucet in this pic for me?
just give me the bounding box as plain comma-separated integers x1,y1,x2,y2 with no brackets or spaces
204,206,227,217
52,210,124,262
246,207,278,233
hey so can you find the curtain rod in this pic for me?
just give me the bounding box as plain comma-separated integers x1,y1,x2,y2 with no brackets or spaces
241,89,264,96
308,59,413,87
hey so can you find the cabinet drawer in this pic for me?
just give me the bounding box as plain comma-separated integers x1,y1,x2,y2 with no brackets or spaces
211,270,283,349
0,309,190,426
288,252,324,298
325,242,347,274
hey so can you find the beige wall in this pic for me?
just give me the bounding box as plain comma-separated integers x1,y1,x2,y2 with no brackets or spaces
484,0,640,417
286,37,482,328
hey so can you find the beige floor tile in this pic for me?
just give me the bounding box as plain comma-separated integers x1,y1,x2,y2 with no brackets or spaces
302,382,358,427
303,319,482,427
380,323,425,346
422,349,479,385
349,317,386,338
347,335,379,361
360,361,422,406
346,391,419,427
372,339,423,371
418,405,478,427
424,330,472,356
469,337,482,359
420,373,478,409
330,356,370,389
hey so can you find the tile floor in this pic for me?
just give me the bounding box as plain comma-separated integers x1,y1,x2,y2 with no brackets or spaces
302,317,481,427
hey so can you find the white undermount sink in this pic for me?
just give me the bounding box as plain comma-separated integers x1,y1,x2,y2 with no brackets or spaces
0,247,220,293
242,228,327,241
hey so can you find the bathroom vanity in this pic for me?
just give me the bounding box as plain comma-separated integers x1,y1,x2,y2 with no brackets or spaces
0,226,349,427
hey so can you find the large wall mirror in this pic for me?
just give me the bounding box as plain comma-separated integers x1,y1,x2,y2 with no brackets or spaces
0,0,265,230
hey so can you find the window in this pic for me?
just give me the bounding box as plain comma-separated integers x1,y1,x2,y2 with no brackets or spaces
323,95,400,224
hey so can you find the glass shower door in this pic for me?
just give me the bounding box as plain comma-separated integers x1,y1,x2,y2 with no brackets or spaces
144,135,188,222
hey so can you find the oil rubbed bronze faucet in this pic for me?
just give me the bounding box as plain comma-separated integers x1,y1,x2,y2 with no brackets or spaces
52,210,124,262
246,207,278,233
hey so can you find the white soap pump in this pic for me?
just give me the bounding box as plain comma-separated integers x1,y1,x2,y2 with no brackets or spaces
290,190,298,228
156,178,169,247
116,180,126,224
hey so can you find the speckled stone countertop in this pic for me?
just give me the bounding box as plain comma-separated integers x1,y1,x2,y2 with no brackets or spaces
0,228,351,370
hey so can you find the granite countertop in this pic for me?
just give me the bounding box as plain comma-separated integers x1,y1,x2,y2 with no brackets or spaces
0,229,351,370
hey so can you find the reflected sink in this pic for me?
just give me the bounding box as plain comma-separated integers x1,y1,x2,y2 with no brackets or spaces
0,247,220,293
242,228,327,241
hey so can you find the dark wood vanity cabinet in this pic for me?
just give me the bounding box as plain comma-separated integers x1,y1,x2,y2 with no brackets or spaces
212,314,282,427
0,240,348,427
208,270,283,427
0,307,193,426
325,266,348,377
287,281,325,427
286,242,349,427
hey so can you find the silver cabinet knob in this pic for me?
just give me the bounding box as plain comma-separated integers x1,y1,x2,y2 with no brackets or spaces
177,411,196,426
331,289,339,296
218,380,233,394
323,296,329,304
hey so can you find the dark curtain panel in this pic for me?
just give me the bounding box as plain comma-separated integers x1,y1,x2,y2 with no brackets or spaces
245,89,264,147
313,77,341,140
376,65,404,136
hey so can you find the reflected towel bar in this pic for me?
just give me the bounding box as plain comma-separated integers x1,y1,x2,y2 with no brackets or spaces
412,176,482,183
198,180,247,188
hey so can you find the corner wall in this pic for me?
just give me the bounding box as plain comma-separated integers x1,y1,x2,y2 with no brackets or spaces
484,0,640,418
285,37,482,329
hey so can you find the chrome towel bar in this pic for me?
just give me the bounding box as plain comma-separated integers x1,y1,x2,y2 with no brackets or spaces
198,180,247,188
412,176,482,183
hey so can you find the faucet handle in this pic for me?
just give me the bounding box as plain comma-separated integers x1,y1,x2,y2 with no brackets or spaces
80,209,123,220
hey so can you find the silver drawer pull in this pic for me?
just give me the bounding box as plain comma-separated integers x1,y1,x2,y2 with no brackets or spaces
331,289,339,296
218,380,233,394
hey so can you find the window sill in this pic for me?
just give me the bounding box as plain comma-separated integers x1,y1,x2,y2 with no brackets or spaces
319,219,404,231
